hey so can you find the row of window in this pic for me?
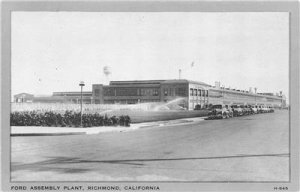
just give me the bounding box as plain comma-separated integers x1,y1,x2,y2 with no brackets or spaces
140,89,159,96
102,88,160,97
116,88,140,96
190,89,208,97
101,87,205,97
209,90,272,101
163,87,187,97
102,87,189,97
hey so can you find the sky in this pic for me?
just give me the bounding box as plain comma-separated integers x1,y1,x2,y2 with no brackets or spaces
12,12,289,99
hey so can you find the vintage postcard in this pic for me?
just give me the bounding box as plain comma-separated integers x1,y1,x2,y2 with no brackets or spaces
1,1,299,191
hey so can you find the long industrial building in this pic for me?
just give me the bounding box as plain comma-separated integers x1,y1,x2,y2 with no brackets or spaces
14,79,286,110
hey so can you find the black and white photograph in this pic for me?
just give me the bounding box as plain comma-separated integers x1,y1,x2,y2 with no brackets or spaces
1,1,299,191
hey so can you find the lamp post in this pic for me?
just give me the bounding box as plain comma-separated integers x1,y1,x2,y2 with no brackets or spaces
79,81,85,127
221,85,225,104
279,91,283,109
254,87,257,106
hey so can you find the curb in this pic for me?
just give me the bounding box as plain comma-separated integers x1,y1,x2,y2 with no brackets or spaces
11,132,86,137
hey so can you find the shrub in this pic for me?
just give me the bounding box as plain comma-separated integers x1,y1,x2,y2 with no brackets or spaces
10,111,131,128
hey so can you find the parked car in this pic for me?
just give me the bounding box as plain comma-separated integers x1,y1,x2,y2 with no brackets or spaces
225,105,234,118
261,105,269,113
231,105,244,117
257,105,264,113
241,105,251,115
269,106,275,113
250,105,258,114
208,104,232,119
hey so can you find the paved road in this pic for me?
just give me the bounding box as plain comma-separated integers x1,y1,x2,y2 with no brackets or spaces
11,110,289,181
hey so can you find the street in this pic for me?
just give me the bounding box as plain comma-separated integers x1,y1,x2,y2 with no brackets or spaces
11,110,289,181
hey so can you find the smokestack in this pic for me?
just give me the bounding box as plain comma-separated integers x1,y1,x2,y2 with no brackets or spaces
215,81,221,89
179,69,182,79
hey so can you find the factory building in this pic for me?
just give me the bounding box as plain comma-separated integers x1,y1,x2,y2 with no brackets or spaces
51,92,93,104
91,80,284,109
13,93,34,103
14,79,286,110
92,79,210,109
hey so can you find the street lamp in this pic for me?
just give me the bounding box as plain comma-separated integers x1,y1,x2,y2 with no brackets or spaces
79,81,85,127
254,87,257,106
221,85,225,104
279,91,283,109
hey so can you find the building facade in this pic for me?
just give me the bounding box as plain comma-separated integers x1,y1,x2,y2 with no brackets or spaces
14,93,34,103
92,80,211,110
209,88,284,108
91,79,285,110
14,79,286,110
51,92,93,104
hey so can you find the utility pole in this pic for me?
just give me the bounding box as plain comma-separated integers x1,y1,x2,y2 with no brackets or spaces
79,81,85,127
178,61,194,80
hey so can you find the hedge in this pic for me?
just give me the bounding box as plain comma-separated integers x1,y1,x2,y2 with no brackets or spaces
10,111,131,127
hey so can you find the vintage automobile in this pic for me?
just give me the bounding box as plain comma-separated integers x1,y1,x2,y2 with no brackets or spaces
261,105,270,113
225,105,234,118
231,105,244,117
207,104,232,119
263,106,274,113
257,105,264,113
246,105,254,115
250,105,258,114
240,105,251,115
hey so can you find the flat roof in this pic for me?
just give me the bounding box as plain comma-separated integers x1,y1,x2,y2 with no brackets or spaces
104,84,160,88
52,91,92,96
110,80,165,85
209,87,283,100
109,79,211,86
161,79,211,86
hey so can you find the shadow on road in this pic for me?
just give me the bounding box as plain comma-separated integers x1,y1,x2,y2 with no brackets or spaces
12,153,289,174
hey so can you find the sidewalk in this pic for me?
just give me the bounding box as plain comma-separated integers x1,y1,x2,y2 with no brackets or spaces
11,117,206,136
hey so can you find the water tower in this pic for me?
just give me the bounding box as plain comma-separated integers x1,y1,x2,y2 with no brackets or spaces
103,66,111,85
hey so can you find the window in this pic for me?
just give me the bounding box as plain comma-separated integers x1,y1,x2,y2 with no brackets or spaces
169,88,174,96
164,88,168,96
194,89,198,96
190,88,193,96
175,87,187,96
140,88,158,96
202,90,205,97
153,89,159,96
198,89,201,96
206,90,209,97
140,89,146,96
116,88,138,96
94,89,100,97
103,88,115,96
